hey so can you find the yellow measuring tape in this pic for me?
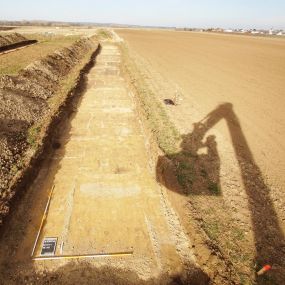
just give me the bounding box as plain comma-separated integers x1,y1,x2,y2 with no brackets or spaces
31,185,55,257
33,251,134,261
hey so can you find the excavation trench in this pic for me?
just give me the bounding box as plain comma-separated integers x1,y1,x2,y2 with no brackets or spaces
0,33,35,52
0,41,207,284
0,40,38,54
0,44,101,231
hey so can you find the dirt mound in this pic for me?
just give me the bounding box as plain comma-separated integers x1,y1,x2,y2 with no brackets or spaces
0,32,27,48
0,38,95,99
0,37,98,224
0,32,37,53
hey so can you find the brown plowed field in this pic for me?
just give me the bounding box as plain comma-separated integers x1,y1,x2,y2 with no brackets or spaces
117,30,285,189
117,29,285,283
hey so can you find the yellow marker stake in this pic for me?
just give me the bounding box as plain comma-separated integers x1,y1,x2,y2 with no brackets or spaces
31,185,55,257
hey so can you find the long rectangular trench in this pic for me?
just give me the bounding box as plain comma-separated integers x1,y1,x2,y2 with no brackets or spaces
0,42,195,280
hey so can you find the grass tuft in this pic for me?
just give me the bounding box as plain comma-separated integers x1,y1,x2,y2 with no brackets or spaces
208,181,221,195
96,29,112,40
120,44,180,155
27,126,41,147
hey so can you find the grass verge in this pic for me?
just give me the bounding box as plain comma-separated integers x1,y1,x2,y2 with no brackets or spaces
96,29,113,40
120,43,180,155
120,43,222,196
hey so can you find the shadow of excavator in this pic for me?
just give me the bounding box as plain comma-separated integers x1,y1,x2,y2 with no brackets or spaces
157,103,285,284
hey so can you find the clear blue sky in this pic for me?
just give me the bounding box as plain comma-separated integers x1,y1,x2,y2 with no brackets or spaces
1,0,284,29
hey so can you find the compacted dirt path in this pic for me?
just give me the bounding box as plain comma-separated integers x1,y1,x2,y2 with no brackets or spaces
0,42,198,283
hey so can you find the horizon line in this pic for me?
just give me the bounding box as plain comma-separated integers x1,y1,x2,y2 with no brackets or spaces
0,19,284,30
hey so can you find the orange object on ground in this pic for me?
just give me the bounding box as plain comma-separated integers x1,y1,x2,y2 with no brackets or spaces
257,265,272,275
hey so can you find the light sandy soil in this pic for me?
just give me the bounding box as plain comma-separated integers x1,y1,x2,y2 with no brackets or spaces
0,41,207,284
117,29,285,284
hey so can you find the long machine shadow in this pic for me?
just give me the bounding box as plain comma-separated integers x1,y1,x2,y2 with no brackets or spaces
157,103,285,284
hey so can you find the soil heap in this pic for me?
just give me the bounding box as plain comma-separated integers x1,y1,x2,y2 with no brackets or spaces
0,37,98,224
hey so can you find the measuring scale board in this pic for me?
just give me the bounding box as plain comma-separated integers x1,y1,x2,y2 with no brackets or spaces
40,237,57,256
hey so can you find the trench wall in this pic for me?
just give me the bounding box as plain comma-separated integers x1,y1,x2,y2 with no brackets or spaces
0,37,99,224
